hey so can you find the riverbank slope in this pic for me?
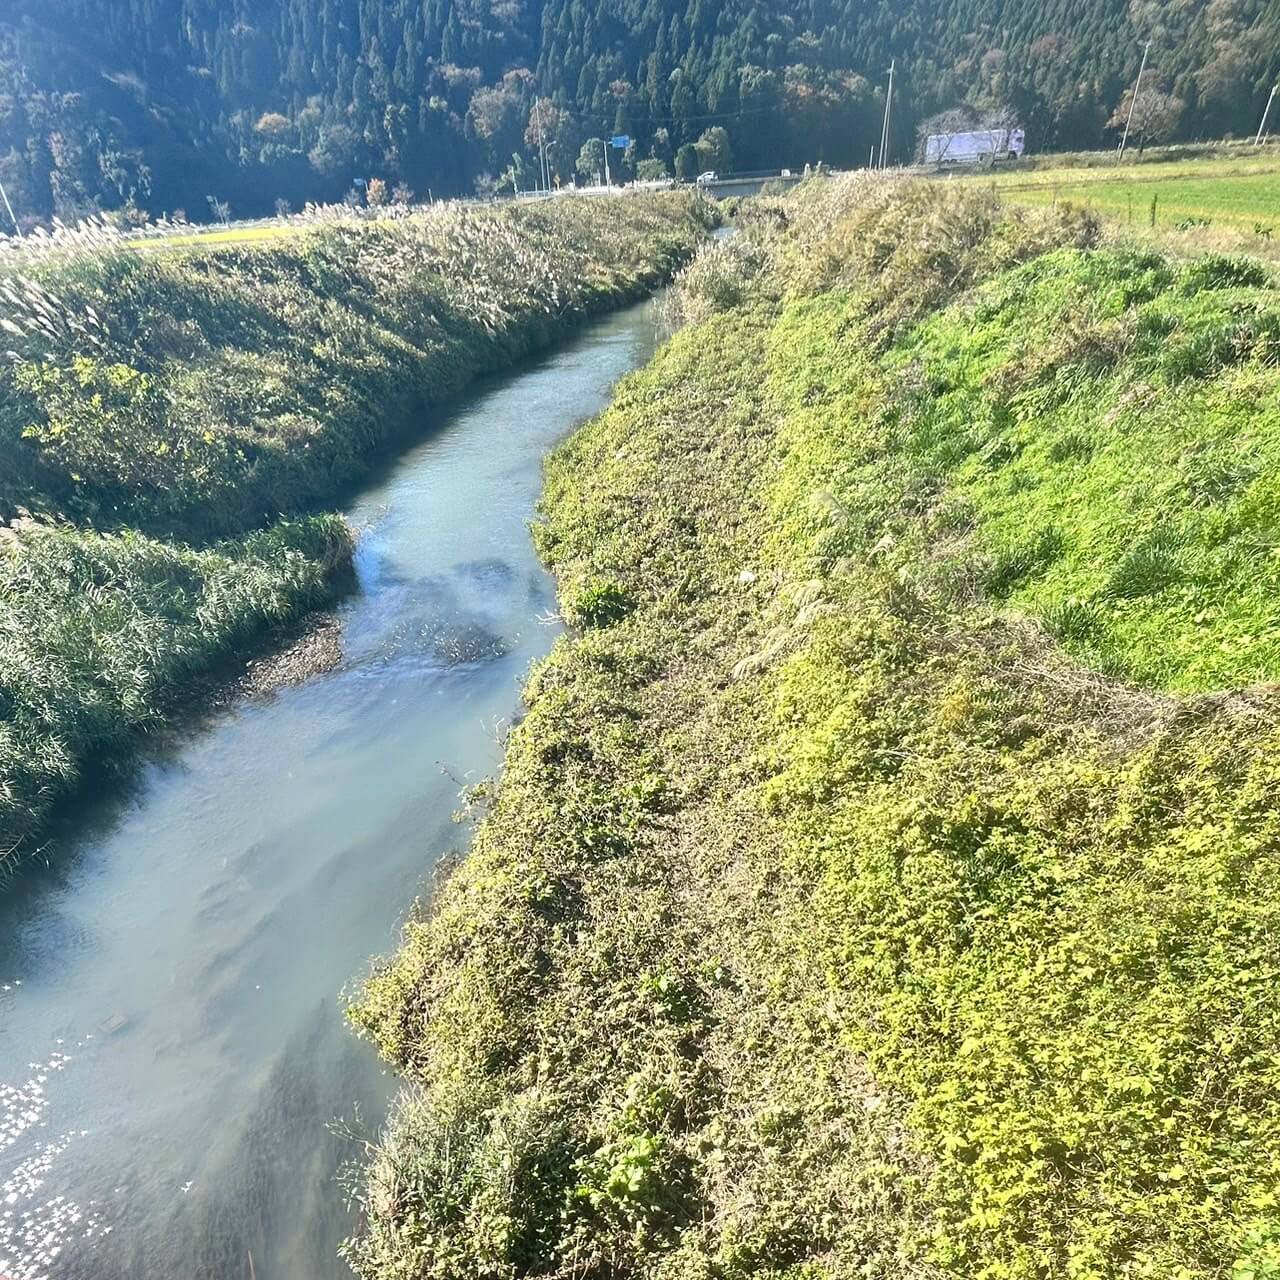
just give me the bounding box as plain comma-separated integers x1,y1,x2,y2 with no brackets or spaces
351,177,1280,1277
0,193,711,864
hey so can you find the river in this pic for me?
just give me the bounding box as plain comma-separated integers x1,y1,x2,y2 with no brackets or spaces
0,295,665,1280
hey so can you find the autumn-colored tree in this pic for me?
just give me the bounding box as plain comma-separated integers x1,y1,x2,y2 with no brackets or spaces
576,138,606,183
365,177,388,207
524,99,577,184
1108,80,1186,150
254,112,291,137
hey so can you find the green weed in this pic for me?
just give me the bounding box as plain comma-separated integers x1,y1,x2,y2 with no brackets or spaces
0,516,351,862
347,177,1280,1280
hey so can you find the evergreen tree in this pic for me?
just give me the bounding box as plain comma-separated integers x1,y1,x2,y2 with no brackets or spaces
0,0,1276,223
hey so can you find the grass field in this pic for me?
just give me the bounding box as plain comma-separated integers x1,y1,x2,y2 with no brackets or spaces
143,222,303,248
970,155,1280,236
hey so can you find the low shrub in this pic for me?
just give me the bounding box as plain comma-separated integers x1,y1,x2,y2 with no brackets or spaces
566,578,636,628
0,516,351,862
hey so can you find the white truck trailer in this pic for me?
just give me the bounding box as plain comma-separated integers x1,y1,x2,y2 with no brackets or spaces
925,127,1026,167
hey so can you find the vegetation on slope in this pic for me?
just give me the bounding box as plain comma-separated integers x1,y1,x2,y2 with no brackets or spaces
0,516,350,861
349,178,1280,1278
0,191,707,864
0,193,711,538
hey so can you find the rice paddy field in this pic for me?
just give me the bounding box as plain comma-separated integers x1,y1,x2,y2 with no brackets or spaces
970,151,1280,238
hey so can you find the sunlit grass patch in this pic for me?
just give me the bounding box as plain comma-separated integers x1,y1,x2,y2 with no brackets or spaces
978,151,1280,225
0,192,713,540
0,516,352,863
872,249,1280,691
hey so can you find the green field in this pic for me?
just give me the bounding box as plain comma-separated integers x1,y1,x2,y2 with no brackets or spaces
141,222,304,248
975,156,1280,234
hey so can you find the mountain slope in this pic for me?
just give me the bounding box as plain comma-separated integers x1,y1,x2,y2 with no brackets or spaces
2,0,1278,225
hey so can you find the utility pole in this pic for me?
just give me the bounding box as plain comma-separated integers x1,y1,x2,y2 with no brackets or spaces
1119,40,1151,160
603,137,611,188
536,108,549,192
1257,84,1278,146
879,59,896,170
0,179,17,236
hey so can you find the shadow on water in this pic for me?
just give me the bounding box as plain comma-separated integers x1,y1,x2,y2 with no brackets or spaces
0,293,665,1280
0,550,536,954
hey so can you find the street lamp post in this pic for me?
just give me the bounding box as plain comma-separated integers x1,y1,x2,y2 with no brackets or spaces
879,59,896,170
0,179,18,236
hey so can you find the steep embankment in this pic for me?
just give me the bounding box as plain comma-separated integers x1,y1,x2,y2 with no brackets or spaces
351,178,1280,1278
0,193,710,862
0,195,711,539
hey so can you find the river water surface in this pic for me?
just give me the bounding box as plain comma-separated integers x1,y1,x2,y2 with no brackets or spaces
0,296,664,1280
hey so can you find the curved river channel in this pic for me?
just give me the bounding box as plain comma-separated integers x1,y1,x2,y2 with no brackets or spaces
0,296,665,1280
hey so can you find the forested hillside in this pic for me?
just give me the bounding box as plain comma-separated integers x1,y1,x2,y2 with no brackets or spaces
2,0,1278,225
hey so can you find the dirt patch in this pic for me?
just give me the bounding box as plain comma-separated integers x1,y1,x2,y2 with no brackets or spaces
233,613,345,699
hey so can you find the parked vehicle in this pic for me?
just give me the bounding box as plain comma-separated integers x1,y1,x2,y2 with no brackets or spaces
926,128,1025,167
696,171,719,185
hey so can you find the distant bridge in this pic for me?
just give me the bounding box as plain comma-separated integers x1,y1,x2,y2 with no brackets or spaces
696,171,808,199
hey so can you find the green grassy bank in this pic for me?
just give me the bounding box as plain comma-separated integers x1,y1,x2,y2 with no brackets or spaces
0,194,711,540
0,516,350,865
350,177,1280,1278
0,192,710,862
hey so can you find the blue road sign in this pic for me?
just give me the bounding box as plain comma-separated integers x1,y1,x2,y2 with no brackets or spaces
610,135,631,149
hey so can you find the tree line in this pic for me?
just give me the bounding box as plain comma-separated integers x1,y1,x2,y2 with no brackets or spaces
0,0,1277,226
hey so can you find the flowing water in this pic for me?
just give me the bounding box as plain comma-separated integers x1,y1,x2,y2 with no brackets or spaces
0,297,665,1280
